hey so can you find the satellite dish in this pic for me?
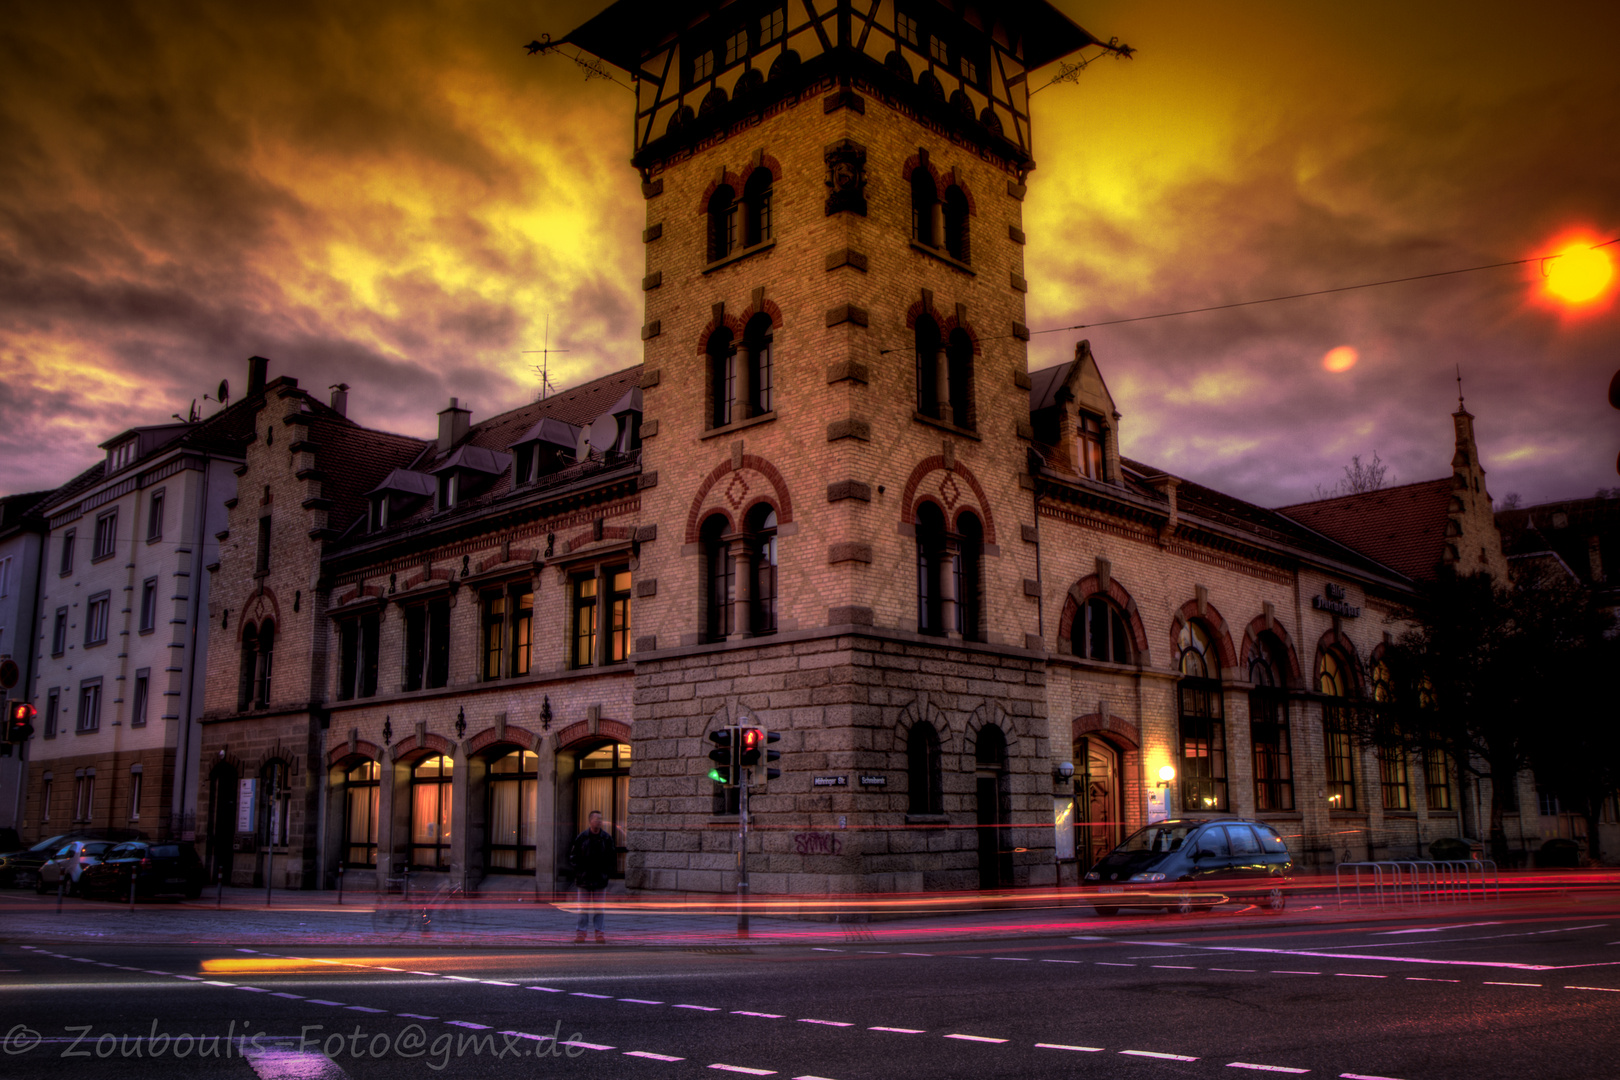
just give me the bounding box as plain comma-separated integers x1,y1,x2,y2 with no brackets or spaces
218,379,230,406
588,414,620,455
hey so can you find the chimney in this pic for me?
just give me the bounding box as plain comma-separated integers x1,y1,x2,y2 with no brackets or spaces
247,355,270,398
437,397,471,452
329,383,350,417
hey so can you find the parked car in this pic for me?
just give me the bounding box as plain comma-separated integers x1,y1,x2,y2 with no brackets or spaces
34,840,117,896
1084,817,1293,915
78,841,206,901
0,829,146,889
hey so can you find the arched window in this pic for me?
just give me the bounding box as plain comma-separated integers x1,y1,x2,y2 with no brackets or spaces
708,327,736,428
955,511,983,642
916,502,948,636
487,749,538,872
1370,659,1408,810
701,514,733,643
577,742,630,876
747,504,778,636
945,327,973,429
1177,621,1227,812
343,760,379,866
255,622,274,708
907,722,943,815
911,168,940,247
743,168,773,247
1075,596,1131,663
708,184,738,262
915,315,943,420
943,184,970,262
741,313,773,419
238,623,258,711
1319,650,1357,810
1249,631,1293,811
410,755,453,870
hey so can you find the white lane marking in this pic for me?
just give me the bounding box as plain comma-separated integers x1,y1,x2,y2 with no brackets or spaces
502,1032,551,1043
174,975,204,981
528,986,565,992
204,980,235,987
446,1021,491,1030
307,999,345,1007
676,1004,721,1011
238,949,258,953
1335,974,1385,979
242,1043,350,1080
145,969,169,975
946,1034,1008,1044
793,1076,841,1080
1115,939,1563,971
708,1066,775,1076
862,951,890,954
1484,981,1541,987
1122,1050,1199,1061
870,1026,925,1034
1373,922,1500,935
991,957,1030,962
1567,985,1620,992
899,952,932,957
1229,1064,1310,1073
1042,959,1085,964
408,971,439,977
398,1013,437,1020
572,992,614,999
236,986,270,992
1275,971,1320,976
562,1041,615,1051
347,1006,386,1013
621,998,664,1005
811,948,844,952
1405,978,1459,983
378,966,404,972
798,1018,853,1027
1212,968,1256,972
1096,962,1136,967
1037,1043,1104,1052
270,993,304,1000
1341,1074,1407,1080
733,1011,785,1018
444,975,479,982
1152,965,1195,970
626,1051,685,1061
484,980,517,986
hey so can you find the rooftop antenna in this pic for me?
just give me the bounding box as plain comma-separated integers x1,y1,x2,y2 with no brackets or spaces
522,316,570,400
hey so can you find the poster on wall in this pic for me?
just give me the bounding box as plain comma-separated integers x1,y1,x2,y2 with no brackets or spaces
237,778,257,833
1147,788,1169,824
1053,797,1075,861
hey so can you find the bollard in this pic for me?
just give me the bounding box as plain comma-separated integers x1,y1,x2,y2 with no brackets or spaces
57,872,66,914
337,865,344,906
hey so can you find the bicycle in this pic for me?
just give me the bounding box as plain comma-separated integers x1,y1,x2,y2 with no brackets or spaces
370,881,469,936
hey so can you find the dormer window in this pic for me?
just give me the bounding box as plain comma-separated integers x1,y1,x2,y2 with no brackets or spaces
363,468,435,532
429,445,511,512
107,439,136,473
370,495,389,531
508,418,581,487
438,472,458,511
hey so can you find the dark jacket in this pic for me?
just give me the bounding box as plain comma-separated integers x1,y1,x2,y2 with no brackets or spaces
568,827,616,890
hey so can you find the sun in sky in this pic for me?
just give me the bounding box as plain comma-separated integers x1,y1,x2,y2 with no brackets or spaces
1321,346,1358,373
1542,239,1615,305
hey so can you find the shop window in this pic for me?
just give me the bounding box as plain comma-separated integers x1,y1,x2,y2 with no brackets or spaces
907,722,943,814
403,599,451,691
343,760,380,866
1426,750,1453,810
577,743,630,876
410,755,454,870
337,612,379,700
1320,651,1357,810
261,760,290,847
1249,633,1293,811
487,750,538,872
1178,621,1227,812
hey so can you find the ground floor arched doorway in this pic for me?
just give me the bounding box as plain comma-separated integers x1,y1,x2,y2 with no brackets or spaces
557,740,630,879
1076,735,1124,869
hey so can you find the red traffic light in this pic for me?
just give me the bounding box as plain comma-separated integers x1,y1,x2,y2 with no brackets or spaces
6,701,36,743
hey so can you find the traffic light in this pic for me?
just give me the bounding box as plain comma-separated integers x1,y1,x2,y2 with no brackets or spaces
759,727,781,790
6,701,36,744
739,727,763,769
707,728,736,786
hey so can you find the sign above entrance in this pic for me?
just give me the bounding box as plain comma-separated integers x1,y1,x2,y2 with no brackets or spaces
813,775,847,787
1313,582,1361,618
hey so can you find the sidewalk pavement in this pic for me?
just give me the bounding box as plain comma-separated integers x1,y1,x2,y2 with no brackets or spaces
3,872,1617,950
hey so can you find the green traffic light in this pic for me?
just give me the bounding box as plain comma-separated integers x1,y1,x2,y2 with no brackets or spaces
708,768,725,784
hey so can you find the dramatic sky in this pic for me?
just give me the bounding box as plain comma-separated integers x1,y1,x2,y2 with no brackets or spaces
4,1,1617,508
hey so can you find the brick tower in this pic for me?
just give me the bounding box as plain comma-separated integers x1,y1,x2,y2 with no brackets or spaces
558,1,1106,893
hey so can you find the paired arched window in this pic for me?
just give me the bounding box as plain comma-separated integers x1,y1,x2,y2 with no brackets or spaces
410,754,453,870
911,168,939,247
914,318,974,429
700,506,778,643
955,511,983,642
1249,631,1293,811
1074,596,1132,663
907,722,943,815
743,168,773,247
1319,650,1357,810
916,502,948,636
342,760,379,867
1177,621,1227,812
487,749,538,872
1369,658,1409,810
708,184,738,262
708,320,773,429
238,621,274,711
943,185,970,262
708,171,773,262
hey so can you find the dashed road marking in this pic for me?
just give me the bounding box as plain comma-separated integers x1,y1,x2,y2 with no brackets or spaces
270,993,303,1000
1335,974,1385,979
708,1065,774,1075
945,1034,1007,1044
561,1040,614,1051
306,999,345,1007
627,1051,685,1061
798,1018,852,1027
733,1011,784,1018
870,1027,925,1034
1036,1043,1103,1052
1275,970,1320,975
398,1013,436,1020
621,998,664,1005
676,1004,722,1012
1484,981,1540,987
1096,962,1135,967
1405,977,1458,983
1153,965,1195,970
1341,1073,1406,1080
446,1021,491,1030
1122,1050,1199,1061
1567,985,1620,992
346,1006,386,1013
1212,968,1256,972
1228,1064,1309,1074
572,992,613,999
237,986,270,992
528,986,565,993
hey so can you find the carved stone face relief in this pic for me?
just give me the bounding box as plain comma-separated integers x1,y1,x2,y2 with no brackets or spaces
824,140,867,216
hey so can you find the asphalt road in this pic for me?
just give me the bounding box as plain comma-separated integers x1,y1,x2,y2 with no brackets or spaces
2,905,1617,1080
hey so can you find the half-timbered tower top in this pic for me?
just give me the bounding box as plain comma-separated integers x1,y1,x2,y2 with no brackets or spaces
559,0,1100,171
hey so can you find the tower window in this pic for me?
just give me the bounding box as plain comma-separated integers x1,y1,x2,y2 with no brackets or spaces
725,28,747,65
760,7,784,44
898,12,919,46
930,35,949,66
911,169,939,247
691,48,714,84
708,328,736,428
708,184,738,261
743,168,773,247
943,185,970,263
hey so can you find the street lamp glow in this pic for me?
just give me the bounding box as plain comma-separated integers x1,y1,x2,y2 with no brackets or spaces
1157,764,1176,784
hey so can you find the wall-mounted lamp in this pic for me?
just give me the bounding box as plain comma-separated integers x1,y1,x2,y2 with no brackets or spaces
1054,761,1075,784
1157,764,1176,789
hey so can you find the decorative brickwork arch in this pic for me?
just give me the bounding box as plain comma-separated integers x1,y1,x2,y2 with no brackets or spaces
695,170,746,213
900,153,942,187
1055,575,1152,665
239,586,282,641
466,726,540,755
903,299,982,355
895,696,956,753
965,701,1021,766
1169,600,1239,674
740,296,784,330
695,312,747,354
684,454,794,544
1071,712,1141,751
737,153,783,188
1314,628,1363,695
936,168,977,216
326,740,382,768
898,456,997,545
390,732,455,762
1240,615,1303,688
554,718,632,750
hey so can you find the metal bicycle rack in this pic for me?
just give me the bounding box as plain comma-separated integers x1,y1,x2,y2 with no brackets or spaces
1336,859,1499,907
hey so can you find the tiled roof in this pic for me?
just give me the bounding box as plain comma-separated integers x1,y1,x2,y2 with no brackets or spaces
1029,360,1076,413
423,366,643,468
303,417,431,537
1276,478,1454,582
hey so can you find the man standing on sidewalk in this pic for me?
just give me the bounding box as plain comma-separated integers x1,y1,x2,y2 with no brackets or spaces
569,810,615,943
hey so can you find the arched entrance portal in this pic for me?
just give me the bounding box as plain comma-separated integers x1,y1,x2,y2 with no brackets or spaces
974,725,1011,890
1076,736,1124,869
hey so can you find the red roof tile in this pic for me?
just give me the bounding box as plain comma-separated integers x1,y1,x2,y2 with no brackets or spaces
1277,478,1454,581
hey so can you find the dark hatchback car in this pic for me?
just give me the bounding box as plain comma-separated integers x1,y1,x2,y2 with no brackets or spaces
1084,818,1293,915
79,841,206,901
0,829,146,889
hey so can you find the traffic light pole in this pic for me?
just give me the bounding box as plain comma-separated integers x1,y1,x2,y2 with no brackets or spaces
737,762,750,940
